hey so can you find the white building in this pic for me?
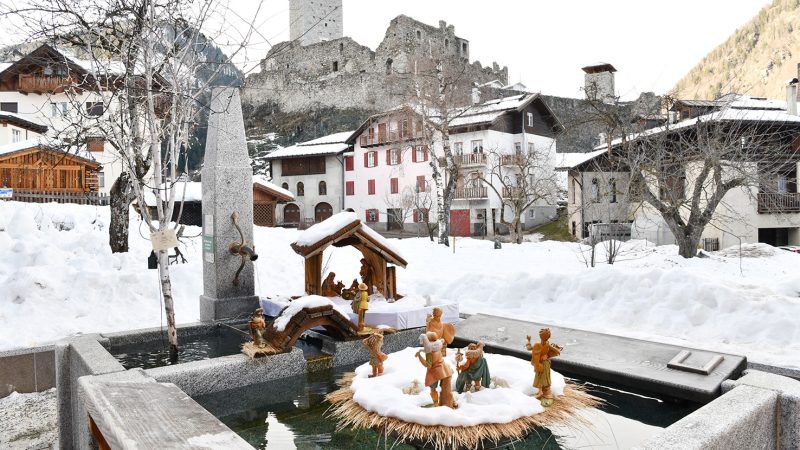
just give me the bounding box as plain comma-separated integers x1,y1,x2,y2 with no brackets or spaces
561,94,800,249
267,131,353,226
0,44,127,193
345,93,563,236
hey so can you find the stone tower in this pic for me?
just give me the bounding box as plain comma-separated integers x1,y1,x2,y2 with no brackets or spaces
582,62,617,103
289,0,343,46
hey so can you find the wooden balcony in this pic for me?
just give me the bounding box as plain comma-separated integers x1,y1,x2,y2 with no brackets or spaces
502,187,524,198
757,192,800,213
454,186,488,199
500,154,524,166
18,74,72,93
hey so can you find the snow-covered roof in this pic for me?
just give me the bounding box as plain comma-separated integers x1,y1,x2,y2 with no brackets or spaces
291,211,407,267
597,95,800,152
555,149,607,170
0,138,94,162
448,93,540,128
266,131,354,159
0,111,48,132
253,175,294,201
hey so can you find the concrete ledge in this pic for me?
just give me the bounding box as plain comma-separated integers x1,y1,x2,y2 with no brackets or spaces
319,327,423,367
145,347,307,397
722,370,800,450
0,344,56,398
102,320,246,349
636,385,778,450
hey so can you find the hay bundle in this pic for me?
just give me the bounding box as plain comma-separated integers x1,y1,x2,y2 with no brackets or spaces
326,372,601,450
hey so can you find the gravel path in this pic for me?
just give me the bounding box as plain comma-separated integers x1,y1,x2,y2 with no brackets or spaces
0,389,58,449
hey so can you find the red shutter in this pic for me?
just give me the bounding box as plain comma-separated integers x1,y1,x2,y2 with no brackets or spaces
386,149,391,165
417,176,425,192
391,178,398,194
368,179,375,195
397,149,402,164
345,156,354,171
346,181,354,196
365,210,370,221
424,145,429,161
363,152,369,167
413,209,419,222
412,147,417,163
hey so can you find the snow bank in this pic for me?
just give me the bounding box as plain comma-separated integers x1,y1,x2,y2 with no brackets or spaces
349,347,565,426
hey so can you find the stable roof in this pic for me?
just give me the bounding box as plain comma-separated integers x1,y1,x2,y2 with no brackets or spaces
266,131,354,160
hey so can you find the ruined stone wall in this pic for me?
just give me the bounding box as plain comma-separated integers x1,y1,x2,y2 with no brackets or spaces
289,0,343,46
243,15,509,114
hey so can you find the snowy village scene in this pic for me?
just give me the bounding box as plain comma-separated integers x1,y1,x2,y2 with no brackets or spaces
2,0,800,449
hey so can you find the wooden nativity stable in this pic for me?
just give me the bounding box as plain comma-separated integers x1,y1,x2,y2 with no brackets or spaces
290,211,408,299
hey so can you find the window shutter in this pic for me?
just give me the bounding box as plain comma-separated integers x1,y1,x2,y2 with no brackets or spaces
397,149,401,164
365,210,370,221
424,145,429,161
412,147,417,163
413,209,418,222
364,152,369,167
386,149,391,165
345,156,354,171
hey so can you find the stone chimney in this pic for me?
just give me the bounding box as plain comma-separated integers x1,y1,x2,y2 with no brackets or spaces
471,87,481,105
582,63,617,103
788,77,799,115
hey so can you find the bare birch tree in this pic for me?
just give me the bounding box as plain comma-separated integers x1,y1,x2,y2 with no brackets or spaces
5,0,259,357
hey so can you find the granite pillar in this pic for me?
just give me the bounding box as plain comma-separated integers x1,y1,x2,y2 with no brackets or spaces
200,88,259,321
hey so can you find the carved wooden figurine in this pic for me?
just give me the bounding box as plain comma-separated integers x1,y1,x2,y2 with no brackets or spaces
321,272,344,297
356,282,369,332
416,331,456,408
426,307,455,356
525,328,562,406
359,258,373,294
455,342,490,393
249,308,267,348
361,332,388,378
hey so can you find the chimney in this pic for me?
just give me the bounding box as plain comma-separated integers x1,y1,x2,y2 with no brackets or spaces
471,87,481,105
582,63,617,103
787,78,798,115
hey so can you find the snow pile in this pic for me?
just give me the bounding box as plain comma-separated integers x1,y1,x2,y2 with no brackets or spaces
715,243,776,258
272,295,348,332
0,388,57,448
349,347,564,426
292,211,358,247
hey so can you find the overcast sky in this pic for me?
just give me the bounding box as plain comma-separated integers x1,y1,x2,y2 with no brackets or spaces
225,0,769,100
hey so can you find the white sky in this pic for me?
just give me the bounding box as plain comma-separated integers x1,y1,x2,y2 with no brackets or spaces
223,0,769,100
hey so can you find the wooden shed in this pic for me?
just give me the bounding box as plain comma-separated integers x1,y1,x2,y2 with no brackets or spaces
290,211,408,299
0,140,100,193
253,176,295,227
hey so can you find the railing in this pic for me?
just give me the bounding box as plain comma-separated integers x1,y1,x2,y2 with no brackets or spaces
454,186,488,199
359,129,422,147
438,153,487,167
18,74,72,93
757,192,800,213
9,189,109,206
500,154,524,166
502,187,524,198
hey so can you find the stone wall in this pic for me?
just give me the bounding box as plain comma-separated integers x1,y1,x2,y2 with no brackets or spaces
243,15,509,114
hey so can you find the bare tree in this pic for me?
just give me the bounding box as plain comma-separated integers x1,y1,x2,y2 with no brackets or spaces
482,144,560,244
383,186,415,234
5,0,259,357
412,180,437,241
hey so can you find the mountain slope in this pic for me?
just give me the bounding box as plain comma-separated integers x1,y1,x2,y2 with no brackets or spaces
673,0,800,100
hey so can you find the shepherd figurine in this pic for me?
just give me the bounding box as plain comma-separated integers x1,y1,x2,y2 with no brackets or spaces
426,307,455,356
249,308,267,348
455,342,490,393
356,282,369,332
362,332,388,378
526,328,562,406
416,331,456,409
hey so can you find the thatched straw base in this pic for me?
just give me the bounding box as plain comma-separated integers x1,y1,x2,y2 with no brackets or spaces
241,341,283,358
326,373,601,450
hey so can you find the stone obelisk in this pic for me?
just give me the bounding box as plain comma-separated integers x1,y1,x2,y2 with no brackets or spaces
200,88,259,321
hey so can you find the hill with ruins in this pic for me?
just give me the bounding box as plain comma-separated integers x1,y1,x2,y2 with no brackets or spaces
672,0,800,100
242,2,512,147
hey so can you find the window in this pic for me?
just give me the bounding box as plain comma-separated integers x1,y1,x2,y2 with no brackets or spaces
282,157,326,176
778,175,788,193
297,182,305,197
318,180,327,195
366,209,378,222
413,208,428,223
282,182,289,190
413,145,427,162
390,178,399,194
527,112,534,126
527,143,534,154
98,171,105,188
591,178,600,202
339,42,344,53
12,129,21,143
445,39,449,48
368,179,375,195
0,102,18,113
609,179,617,203
571,179,577,203
416,175,426,193
86,102,104,117
386,148,400,165
471,140,483,153
332,61,339,72
514,143,522,154
416,30,422,39
454,142,463,155
386,58,393,75
51,102,69,117
461,42,468,54
364,151,377,168
344,155,354,171
415,120,423,136
401,119,409,138
346,181,355,196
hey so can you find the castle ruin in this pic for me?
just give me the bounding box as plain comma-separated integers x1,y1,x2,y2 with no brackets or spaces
243,4,510,114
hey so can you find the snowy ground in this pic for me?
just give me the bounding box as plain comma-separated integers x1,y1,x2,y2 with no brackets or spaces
0,389,57,449
1,201,800,369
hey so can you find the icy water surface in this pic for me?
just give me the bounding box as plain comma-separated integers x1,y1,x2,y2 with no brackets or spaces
194,364,699,450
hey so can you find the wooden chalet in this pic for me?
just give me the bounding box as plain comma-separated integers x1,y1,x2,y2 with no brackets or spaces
290,212,408,299
0,44,92,95
0,140,100,193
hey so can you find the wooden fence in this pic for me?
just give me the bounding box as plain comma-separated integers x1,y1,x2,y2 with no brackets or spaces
8,190,110,206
